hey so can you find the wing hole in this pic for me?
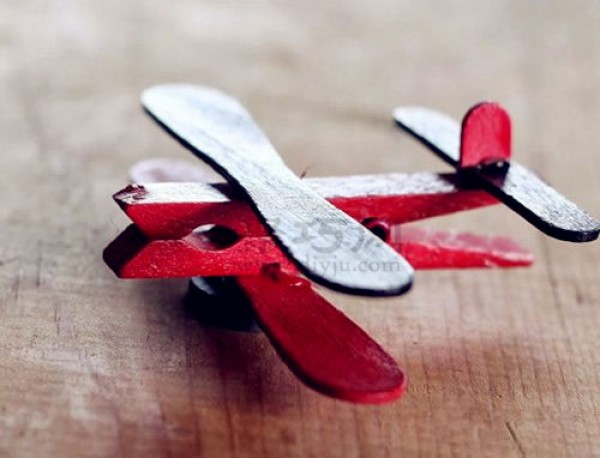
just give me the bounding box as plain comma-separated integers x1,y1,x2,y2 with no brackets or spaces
362,218,391,243
184,224,241,251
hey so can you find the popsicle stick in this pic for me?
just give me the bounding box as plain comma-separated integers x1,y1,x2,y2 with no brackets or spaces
143,84,413,296
394,104,600,242
237,267,406,403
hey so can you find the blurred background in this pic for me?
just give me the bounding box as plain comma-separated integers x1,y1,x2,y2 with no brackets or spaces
2,1,599,229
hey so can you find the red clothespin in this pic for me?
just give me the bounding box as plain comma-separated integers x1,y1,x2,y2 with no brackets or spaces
104,86,599,404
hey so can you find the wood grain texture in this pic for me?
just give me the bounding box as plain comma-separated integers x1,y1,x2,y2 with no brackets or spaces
1,1,600,457
111,170,499,238
142,84,413,296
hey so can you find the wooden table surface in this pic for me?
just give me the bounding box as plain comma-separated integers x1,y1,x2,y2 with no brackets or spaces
1,1,600,456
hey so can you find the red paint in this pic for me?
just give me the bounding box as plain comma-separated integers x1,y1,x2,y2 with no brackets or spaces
103,170,532,404
238,266,406,403
104,223,532,279
104,102,535,404
113,176,499,240
398,226,532,269
104,175,532,279
460,102,511,168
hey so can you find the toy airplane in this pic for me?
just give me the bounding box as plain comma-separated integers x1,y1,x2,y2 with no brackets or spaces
104,84,599,404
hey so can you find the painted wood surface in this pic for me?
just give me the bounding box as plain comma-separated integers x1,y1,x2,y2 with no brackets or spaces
394,104,600,242
142,85,413,296
104,159,531,404
1,1,600,456
460,102,512,168
237,268,406,403
103,169,532,278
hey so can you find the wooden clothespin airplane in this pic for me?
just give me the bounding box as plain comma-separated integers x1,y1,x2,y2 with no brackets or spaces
104,85,600,404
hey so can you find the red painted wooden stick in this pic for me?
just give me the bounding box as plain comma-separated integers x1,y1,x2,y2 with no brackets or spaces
103,172,532,279
112,161,413,403
103,158,533,404
113,173,498,240
238,266,406,403
103,224,532,279
460,102,511,168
